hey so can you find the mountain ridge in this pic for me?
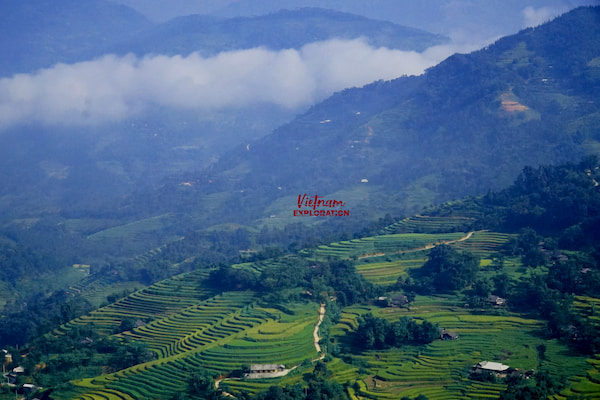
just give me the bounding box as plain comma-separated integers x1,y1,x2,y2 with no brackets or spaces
130,6,600,231
0,0,153,76
106,7,448,57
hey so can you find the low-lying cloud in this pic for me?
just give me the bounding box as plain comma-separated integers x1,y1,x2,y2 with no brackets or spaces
0,39,474,130
522,6,563,27
521,2,600,29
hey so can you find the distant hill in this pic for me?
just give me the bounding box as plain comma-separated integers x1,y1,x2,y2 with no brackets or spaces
114,0,597,42
109,7,448,57
0,3,452,285
0,3,447,223
0,3,446,77
0,0,153,76
209,0,598,41
129,6,600,230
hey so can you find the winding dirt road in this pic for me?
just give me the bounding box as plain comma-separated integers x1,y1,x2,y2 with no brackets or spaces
357,231,477,260
313,303,326,359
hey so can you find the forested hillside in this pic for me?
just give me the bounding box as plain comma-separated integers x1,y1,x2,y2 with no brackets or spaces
115,6,600,236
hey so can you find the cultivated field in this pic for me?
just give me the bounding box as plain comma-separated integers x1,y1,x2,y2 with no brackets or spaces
43,213,599,400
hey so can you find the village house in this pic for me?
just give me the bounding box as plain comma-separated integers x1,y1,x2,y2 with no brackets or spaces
244,364,289,379
22,383,37,394
440,328,459,340
376,296,390,307
3,365,24,385
550,251,569,264
472,361,510,377
392,294,408,307
487,295,506,306
79,337,94,345
12,366,24,374
471,361,534,380
249,364,285,374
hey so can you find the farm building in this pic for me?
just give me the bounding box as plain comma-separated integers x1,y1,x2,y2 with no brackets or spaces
12,366,24,374
473,361,510,377
392,294,408,306
249,364,285,374
79,337,94,345
440,329,458,340
376,296,390,307
487,295,506,306
22,383,37,393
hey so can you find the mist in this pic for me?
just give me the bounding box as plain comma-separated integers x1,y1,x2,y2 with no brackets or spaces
0,38,476,131
523,5,571,26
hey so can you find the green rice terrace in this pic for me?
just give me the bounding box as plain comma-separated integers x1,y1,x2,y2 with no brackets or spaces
24,208,595,400
5,199,592,393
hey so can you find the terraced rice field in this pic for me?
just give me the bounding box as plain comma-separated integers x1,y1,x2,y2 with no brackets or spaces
572,296,600,328
59,269,216,335
556,296,600,399
451,231,512,257
383,214,476,234
66,273,117,298
81,281,147,308
86,214,173,242
354,229,510,286
356,258,425,285
312,232,467,260
330,299,593,400
67,299,320,400
49,215,598,399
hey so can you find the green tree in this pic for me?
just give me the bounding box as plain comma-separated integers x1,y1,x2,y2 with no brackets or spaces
188,371,225,400
492,272,512,298
108,341,154,372
418,245,480,292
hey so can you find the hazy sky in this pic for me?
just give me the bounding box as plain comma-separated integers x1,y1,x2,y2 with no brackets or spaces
0,1,597,131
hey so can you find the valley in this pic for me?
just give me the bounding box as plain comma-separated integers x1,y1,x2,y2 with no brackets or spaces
1,3,600,400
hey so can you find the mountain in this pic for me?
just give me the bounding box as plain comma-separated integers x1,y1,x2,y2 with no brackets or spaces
108,7,448,57
126,6,600,232
0,4,453,295
0,5,447,224
3,6,599,271
113,0,598,42
208,0,600,43
0,2,447,77
0,0,153,77
0,0,450,183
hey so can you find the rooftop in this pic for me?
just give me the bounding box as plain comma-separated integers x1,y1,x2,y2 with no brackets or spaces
476,361,510,372
250,364,285,371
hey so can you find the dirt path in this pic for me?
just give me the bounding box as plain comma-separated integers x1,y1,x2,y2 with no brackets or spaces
313,303,326,358
357,231,476,260
214,377,236,397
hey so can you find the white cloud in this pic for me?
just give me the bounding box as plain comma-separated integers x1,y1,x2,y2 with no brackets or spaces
0,38,475,130
522,6,562,27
